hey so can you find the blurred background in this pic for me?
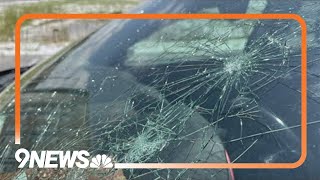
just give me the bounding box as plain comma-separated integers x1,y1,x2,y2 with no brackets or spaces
0,0,141,91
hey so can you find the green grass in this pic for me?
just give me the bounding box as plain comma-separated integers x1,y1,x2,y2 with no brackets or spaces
0,2,58,41
64,0,138,5
0,0,138,41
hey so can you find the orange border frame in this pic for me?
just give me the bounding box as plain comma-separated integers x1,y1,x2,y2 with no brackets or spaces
14,14,307,169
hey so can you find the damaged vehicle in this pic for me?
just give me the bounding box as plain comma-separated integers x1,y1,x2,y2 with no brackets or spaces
0,0,320,179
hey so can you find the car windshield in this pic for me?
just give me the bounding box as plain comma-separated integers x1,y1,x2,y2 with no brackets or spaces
0,0,320,179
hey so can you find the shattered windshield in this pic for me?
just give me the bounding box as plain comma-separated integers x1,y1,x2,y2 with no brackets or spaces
0,0,320,179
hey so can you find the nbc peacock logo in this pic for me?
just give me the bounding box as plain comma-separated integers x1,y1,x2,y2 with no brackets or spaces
90,154,114,168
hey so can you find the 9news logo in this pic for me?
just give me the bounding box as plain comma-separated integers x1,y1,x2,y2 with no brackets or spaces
15,148,114,169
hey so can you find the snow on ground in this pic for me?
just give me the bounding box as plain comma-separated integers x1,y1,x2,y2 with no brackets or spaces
0,0,140,73
0,42,69,72
0,42,68,56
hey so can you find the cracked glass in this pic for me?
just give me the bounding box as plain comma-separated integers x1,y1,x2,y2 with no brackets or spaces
0,0,320,179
